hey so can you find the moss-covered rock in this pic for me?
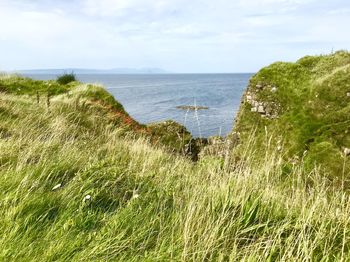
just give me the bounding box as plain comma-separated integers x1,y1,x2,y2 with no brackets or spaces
147,120,192,153
234,51,350,179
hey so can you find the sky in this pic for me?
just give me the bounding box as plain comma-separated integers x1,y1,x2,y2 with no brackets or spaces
0,0,349,73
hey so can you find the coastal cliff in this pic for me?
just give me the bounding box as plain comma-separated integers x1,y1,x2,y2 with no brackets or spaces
0,74,196,156
232,51,350,179
2,56,350,260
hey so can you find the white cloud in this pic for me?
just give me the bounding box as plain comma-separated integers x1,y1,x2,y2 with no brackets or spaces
80,0,189,17
328,7,350,15
0,0,349,72
82,0,140,16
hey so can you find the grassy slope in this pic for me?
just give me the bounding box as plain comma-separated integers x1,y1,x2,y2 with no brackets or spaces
1,72,350,260
234,51,350,180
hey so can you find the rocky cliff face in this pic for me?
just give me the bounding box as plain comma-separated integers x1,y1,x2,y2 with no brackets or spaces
233,51,350,179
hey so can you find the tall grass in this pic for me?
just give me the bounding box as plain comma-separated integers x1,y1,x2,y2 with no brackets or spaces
1,90,350,261
56,72,77,85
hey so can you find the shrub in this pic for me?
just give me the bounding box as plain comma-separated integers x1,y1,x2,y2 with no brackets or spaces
57,72,76,85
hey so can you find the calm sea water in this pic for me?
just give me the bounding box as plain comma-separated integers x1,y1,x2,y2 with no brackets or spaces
27,74,252,137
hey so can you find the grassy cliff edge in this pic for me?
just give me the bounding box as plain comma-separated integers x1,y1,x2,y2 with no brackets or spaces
233,50,350,181
1,56,350,261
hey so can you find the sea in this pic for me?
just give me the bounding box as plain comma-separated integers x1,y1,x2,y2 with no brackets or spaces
26,74,252,138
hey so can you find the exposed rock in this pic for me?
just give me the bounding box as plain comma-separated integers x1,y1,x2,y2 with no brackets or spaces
251,107,258,112
148,120,193,156
184,137,208,161
265,104,273,115
176,105,209,110
347,92,350,97
199,133,239,158
245,85,280,119
258,105,266,114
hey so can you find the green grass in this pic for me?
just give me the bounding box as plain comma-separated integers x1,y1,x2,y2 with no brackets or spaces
56,72,77,85
1,63,350,261
234,50,350,180
0,74,74,95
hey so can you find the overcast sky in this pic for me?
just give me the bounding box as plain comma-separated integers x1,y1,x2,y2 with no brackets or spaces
0,0,349,73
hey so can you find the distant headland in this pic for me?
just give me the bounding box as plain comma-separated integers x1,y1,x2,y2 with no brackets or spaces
14,67,169,75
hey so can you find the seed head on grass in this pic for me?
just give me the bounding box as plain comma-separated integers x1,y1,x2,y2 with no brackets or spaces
52,183,62,191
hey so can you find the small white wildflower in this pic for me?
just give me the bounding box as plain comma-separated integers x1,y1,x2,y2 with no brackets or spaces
344,148,350,157
277,146,282,152
132,189,140,200
83,195,92,202
52,183,62,191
